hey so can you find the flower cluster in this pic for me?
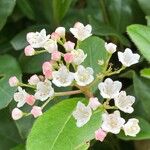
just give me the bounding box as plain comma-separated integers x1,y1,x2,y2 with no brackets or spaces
9,22,140,142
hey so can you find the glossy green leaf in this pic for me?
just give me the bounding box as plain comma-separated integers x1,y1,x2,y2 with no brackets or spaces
11,25,50,50
0,108,22,150
89,17,130,46
127,24,150,61
0,0,16,31
133,74,150,116
146,16,150,26
137,0,150,15
11,144,25,150
27,98,104,150
0,55,22,109
19,53,51,74
118,117,150,140
79,36,109,75
52,0,72,24
140,68,150,79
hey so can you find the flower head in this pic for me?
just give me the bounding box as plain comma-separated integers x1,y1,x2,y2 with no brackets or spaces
88,97,101,110
42,62,53,79
74,65,94,86
12,108,23,120
24,45,35,56
55,27,65,37
70,22,92,41
31,106,43,118
52,65,74,87
34,80,54,101
95,128,107,142
64,41,75,52
118,48,140,67
71,49,87,65
64,53,74,63
9,76,19,87
26,29,50,48
14,87,28,107
73,101,92,127
28,74,40,85
51,50,61,61
44,39,58,53
105,42,117,54
114,91,135,113
98,78,122,99
25,95,36,106
123,118,140,137
101,111,125,134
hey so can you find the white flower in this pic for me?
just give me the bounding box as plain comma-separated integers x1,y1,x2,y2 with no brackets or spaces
14,87,28,107
123,118,140,137
34,79,54,101
55,27,65,37
70,22,92,41
105,42,117,54
28,74,40,85
118,48,140,67
44,39,58,53
71,49,87,65
74,65,94,86
101,111,125,134
88,97,101,110
98,78,122,99
114,91,135,113
52,66,74,87
73,101,92,127
11,108,23,120
26,29,50,48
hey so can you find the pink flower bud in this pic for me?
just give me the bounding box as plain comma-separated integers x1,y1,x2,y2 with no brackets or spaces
26,95,35,106
64,41,75,52
64,53,74,63
24,45,35,56
42,62,53,79
88,97,101,110
9,76,19,87
31,106,42,118
74,22,83,28
51,32,60,41
12,108,23,120
95,128,107,142
55,27,65,37
28,74,40,85
51,51,61,61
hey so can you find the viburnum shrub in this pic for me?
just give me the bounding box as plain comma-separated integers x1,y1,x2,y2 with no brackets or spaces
9,22,140,142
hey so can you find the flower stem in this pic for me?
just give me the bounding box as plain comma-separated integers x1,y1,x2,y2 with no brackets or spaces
35,50,48,55
55,90,82,97
18,83,36,89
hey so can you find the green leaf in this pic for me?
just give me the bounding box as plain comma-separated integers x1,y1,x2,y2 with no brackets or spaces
11,144,25,150
0,108,22,150
133,74,150,116
89,17,130,46
27,98,104,150
0,55,22,109
137,0,150,15
0,0,16,31
127,24,150,61
52,0,72,24
118,117,150,140
79,36,109,75
11,25,50,50
140,68,150,79
146,16,150,26
17,0,35,20
19,53,51,74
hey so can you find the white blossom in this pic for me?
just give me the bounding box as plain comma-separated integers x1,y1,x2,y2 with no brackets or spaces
105,42,117,54
55,27,65,37
26,29,50,48
44,39,58,53
88,97,101,110
123,118,140,137
71,49,87,65
52,66,74,87
28,74,40,85
74,65,94,86
70,22,92,41
114,91,135,113
34,79,54,101
14,87,28,107
73,101,92,127
101,111,125,134
98,78,122,99
118,48,140,67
